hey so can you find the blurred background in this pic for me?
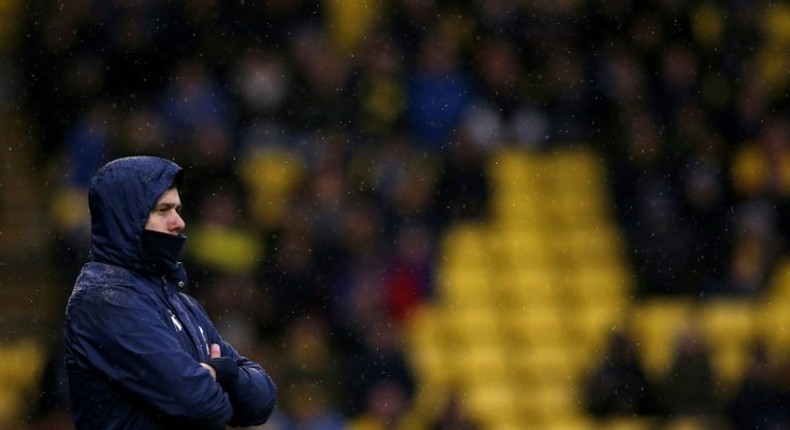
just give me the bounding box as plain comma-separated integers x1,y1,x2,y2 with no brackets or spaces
1,0,789,429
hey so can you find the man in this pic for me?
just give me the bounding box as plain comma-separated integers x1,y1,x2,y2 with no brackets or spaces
64,156,276,429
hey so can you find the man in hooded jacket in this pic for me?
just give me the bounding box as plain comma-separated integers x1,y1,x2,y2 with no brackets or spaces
64,156,276,429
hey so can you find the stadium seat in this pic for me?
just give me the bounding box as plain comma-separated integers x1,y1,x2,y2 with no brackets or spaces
439,223,490,265
497,266,559,309
755,300,790,360
511,345,586,386
599,418,659,430
629,298,695,377
768,255,790,300
238,148,305,229
438,307,502,348
502,308,567,350
0,337,45,428
435,264,493,307
487,227,551,270
516,381,579,425
567,305,628,363
462,382,519,428
564,262,631,309
698,299,757,386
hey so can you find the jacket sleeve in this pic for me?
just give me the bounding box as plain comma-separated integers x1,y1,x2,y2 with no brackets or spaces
222,339,278,427
68,285,234,428
183,295,277,426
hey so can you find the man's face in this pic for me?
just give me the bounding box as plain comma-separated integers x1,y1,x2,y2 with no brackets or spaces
145,188,185,235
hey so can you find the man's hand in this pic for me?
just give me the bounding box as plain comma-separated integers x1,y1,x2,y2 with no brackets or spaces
199,343,222,379
200,343,239,390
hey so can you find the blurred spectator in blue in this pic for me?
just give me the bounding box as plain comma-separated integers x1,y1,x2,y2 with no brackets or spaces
388,0,437,63
405,19,476,151
283,24,355,131
275,316,347,430
666,99,732,296
583,329,659,419
345,315,415,426
435,129,491,225
658,321,720,418
723,200,783,297
260,208,332,331
726,341,790,430
62,102,114,188
49,101,116,284
610,107,696,296
158,61,234,146
329,201,389,333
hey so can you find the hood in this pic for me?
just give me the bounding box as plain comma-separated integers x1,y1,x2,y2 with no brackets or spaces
88,156,183,275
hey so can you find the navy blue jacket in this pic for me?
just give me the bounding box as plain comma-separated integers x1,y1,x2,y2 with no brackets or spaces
64,156,276,429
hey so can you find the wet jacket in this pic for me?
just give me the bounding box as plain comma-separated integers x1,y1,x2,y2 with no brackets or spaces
64,156,276,430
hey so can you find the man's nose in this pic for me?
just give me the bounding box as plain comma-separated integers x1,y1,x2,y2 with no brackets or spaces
172,213,186,232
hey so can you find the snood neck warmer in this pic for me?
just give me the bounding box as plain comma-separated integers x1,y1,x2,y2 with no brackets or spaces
142,230,187,276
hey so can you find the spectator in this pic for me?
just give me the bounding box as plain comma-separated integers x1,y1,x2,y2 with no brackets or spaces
276,316,347,430
345,315,415,425
726,341,790,430
404,19,476,151
583,329,659,419
429,390,482,430
658,322,720,418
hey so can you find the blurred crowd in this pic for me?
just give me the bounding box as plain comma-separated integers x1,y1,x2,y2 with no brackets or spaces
583,321,790,429
14,0,790,429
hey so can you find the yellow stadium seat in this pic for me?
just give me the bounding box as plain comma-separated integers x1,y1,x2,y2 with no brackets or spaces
187,223,263,274
0,386,24,429
629,298,695,377
662,416,716,430
550,148,608,194
564,263,631,309
550,225,624,264
405,308,451,386
697,299,756,385
544,188,610,228
497,267,559,309
455,347,509,386
517,382,580,424
510,345,584,386
567,306,628,361
239,148,305,229
323,0,380,52
698,299,756,350
439,223,490,264
435,265,493,307
462,382,518,427
0,338,45,428
768,256,790,301
490,193,547,229
487,149,543,192
755,301,790,359
487,227,551,269
599,418,659,430
439,307,502,348
541,415,597,430
502,308,567,350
